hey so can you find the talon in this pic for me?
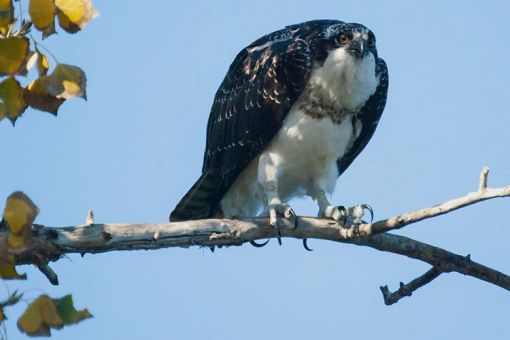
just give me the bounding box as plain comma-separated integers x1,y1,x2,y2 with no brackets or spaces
361,204,374,223
276,228,282,246
285,208,298,229
250,239,270,248
303,238,313,251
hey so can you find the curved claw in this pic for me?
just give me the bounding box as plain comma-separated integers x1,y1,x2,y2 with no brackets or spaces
276,228,282,246
338,205,347,225
303,238,313,251
361,204,374,223
250,239,270,248
286,208,298,229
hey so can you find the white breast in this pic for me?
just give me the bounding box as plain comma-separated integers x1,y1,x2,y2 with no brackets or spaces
267,108,355,196
219,48,379,218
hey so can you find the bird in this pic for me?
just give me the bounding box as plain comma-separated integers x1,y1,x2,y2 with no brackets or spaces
170,19,389,246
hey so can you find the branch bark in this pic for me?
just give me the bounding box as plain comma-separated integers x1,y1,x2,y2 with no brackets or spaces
2,167,509,304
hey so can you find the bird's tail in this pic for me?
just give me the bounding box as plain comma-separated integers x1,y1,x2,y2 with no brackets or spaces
169,170,221,221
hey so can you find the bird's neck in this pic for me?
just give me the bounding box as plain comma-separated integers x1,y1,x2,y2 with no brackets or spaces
302,49,380,119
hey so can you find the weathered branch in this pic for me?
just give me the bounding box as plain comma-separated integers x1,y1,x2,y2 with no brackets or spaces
2,167,509,304
380,266,442,305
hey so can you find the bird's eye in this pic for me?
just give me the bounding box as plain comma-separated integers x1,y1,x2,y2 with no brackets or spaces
368,37,375,48
339,34,350,45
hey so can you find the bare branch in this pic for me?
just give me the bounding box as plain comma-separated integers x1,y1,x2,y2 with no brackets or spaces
1,168,509,304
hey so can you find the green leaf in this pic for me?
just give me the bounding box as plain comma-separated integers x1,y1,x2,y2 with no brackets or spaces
0,77,28,124
0,37,30,76
54,295,92,325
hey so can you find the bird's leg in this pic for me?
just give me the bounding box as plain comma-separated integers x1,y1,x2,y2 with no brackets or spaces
310,188,347,223
258,154,297,245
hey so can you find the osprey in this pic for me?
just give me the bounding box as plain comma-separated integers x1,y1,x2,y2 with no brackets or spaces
170,20,388,244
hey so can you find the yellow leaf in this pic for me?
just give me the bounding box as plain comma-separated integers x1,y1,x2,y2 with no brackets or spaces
17,295,63,336
37,51,50,76
0,0,13,28
29,0,57,38
55,0,99,33
44,63,87,99
25,50,50,77
0,37,30,76
0,254,27,280
0,77,28,124
25,77,65,114
3,191,38,252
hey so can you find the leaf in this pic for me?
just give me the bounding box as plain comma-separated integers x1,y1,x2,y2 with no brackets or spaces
25,77,65,114
53,295,92,325
3,191,39,252
25,51,38,71
0,77,28,124
37,51,50,76
29,0,57,38
17,295,63,336
55,0,99,33
0,37,30,76
0,0,13,29
26,50,50,76
44,63,87,99
0,253,27,280
17,295,91,336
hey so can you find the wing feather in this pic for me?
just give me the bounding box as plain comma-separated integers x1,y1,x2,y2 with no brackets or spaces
337,59,389,175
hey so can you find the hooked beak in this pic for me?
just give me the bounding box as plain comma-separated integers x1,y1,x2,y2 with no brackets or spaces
346,38,368,59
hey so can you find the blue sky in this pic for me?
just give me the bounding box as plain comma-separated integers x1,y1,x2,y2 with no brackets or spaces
2,0,510,339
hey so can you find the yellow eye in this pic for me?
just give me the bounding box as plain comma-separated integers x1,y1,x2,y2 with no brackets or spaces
339,34,350,45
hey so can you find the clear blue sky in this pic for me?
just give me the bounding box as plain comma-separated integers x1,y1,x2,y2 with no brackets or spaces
2,0,510,339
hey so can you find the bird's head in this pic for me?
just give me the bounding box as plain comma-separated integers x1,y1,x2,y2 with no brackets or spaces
332,23,378,61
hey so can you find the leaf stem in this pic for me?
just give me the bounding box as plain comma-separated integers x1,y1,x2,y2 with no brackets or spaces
30,34,60,65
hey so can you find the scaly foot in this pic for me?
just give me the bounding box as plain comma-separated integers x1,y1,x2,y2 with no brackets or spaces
319,204,374,225
268,202,297,245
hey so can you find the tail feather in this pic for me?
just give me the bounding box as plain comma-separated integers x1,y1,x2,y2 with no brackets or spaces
169,171,220,221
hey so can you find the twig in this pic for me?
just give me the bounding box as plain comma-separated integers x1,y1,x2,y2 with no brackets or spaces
380,266,442,305
33,255,59,286
479,166,490,192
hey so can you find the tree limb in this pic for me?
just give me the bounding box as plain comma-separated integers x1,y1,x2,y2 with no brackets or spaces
1,167,509,304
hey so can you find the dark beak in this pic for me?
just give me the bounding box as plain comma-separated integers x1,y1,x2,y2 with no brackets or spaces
347,38,368,59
